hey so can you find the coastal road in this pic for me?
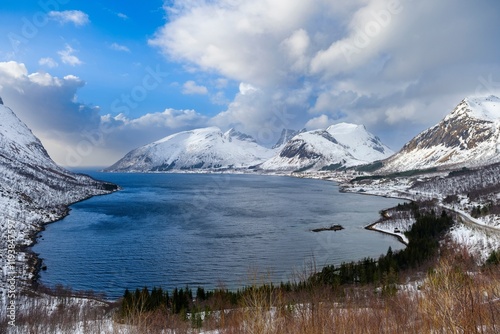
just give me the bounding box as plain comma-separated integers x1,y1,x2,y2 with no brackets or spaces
447,207,500,237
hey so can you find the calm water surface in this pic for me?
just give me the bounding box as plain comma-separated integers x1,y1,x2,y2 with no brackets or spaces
33,172,405,299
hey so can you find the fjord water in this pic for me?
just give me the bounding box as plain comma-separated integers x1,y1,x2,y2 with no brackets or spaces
33,172,404,299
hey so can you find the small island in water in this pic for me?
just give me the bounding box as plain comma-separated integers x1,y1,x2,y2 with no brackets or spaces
311,224,344,232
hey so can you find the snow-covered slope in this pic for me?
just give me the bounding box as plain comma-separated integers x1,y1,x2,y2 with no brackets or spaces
272,128,304,149
381,96,500,172
260,123,393,171
105,127,275,172
0,100,117,307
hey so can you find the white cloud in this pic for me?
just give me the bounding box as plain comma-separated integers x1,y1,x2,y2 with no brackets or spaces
280,28,310,72
116,13,128,20
58,44,83,66
149,0,317,88
110,43,131,53
150,0,500,151
210,85,310,146
48,10,90,26
0,61,90,137
107,108,207,130
182,80,208,95
305,115,334,130
38,57,59,68
28,72,64,87
239,83,258,95
0,61,28,79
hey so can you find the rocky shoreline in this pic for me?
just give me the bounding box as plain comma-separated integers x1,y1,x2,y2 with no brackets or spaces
27,188,119,291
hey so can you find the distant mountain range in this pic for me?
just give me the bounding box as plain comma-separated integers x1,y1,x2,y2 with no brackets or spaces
105,123,394,172
380,96,500,172
106,95,500,174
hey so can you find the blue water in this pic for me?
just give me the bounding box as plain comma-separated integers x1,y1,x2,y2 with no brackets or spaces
32,172,404,299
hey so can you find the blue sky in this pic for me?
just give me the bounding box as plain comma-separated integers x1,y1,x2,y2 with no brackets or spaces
0,1,229,116
1,0,500,166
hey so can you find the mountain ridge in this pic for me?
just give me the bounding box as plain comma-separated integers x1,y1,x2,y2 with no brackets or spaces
0,100,117,301
380,95,500,172
260,122,394,171
105,126,275,172
105,123,394,173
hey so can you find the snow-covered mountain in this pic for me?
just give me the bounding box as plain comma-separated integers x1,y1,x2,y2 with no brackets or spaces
381,96,500,172
272,128,304,149
0,99,116,303
105,127,275,172
260,123,393,171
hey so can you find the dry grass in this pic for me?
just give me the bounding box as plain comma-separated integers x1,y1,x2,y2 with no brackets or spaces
212,246,500,334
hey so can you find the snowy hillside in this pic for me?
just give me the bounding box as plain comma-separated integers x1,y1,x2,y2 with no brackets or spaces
381,96,500,172
260,123,393,171
272,128,304,149
105,127,275,172
0,100,117,308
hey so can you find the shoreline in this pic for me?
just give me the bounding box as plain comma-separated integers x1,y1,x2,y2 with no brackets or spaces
27,187,119,294
364,221,409,246
337,188,413,247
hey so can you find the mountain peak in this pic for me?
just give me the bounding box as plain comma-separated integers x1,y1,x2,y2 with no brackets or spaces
224,128,256,143
261,123,393,171
462,95,500,121
0,96,3,105
106,127,273,172
272,128,303,149
381,96,500,172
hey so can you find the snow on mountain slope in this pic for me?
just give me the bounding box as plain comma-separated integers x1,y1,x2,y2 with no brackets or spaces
0,101,52,165
105,127,275,172
272,128,304,149
381,96,500,172
326,123,392,162
260,123,393,171
0,100,117,307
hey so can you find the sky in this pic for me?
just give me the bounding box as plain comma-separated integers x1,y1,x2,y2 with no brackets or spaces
1,0,500,167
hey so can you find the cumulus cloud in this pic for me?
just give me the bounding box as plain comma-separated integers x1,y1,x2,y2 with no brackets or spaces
0,61,27,79
182,80,208,95
0,61,97,141
58,44,83,66
150,0,500,150
48,10,90,26
149,0,317,88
